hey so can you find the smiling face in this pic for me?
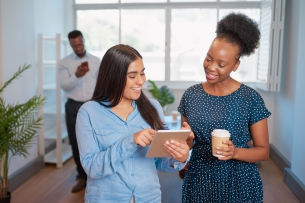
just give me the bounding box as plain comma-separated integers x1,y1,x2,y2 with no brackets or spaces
69,36,86,58
203,38,240,84
121,58,146,103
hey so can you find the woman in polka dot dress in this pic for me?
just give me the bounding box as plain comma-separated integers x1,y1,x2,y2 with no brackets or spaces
178,13,271,203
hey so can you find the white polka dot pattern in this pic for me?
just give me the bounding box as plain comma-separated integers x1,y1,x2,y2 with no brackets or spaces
178,83,271,203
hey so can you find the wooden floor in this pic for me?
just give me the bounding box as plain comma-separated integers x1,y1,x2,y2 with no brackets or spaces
11,158,300,203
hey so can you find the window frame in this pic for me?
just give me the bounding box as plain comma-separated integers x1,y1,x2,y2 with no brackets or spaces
256,0,285,92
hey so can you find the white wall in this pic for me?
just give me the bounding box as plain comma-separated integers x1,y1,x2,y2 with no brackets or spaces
34,0,66,37
290,0,305,184
0,1,3,96
0,0,66,176
270,0,298,165
0,0,37,176
267,0,305,185
1,0,36,104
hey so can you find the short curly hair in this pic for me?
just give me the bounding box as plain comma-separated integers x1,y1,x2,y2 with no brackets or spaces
216,13,260,58
68,30,83,40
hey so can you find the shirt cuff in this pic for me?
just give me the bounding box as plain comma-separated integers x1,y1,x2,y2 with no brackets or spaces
124,135,140,153
171,150,191,170
172,158,188,170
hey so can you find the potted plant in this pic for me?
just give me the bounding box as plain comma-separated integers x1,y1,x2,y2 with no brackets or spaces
0,64,45,202
147,79,174,114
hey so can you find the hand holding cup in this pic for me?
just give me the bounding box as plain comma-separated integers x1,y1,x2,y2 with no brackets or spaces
211,129,235,160
215,140,236,160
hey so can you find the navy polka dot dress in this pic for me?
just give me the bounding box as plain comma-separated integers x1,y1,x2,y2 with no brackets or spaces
178,83,271,203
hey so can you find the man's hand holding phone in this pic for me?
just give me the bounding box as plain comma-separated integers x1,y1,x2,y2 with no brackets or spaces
75,61,89,78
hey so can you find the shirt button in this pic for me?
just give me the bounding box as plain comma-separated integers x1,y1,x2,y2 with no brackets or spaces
131,174,134,176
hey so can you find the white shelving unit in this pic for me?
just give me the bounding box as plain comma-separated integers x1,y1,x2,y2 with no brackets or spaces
38,34,72,168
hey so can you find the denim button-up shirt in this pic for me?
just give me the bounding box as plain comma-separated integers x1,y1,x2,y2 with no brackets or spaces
76,99,187,203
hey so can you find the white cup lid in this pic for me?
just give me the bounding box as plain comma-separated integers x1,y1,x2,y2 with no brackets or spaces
211,129,230,137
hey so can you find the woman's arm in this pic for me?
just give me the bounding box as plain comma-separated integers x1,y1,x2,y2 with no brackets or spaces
154,155,188,172
154,117,194,172
216,118,269,163
58,61,79,91
181,116,195,149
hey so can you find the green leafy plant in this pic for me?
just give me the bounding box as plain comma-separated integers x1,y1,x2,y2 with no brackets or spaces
0,64,45,199
147,79,174,111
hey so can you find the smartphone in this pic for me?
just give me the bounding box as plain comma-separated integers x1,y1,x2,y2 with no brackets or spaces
81,61,88,67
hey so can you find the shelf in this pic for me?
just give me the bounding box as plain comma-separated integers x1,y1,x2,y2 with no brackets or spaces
44,144,72,164
42,36,68,42
43,84,56,90
44,125,68,140
44,105,56,114
42,36,56,41
39,34,70,168
43,60,56,66
44,104,65,115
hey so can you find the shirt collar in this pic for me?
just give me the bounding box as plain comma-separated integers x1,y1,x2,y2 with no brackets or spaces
99,100,137,109
131,100,136,108
72,51,89,59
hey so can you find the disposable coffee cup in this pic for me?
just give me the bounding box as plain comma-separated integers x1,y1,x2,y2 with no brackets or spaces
211,129,231,158
171,111,179,122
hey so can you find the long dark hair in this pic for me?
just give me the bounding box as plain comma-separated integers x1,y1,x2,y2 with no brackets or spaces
92,44,165,130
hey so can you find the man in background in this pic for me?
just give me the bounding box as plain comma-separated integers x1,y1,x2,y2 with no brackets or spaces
58,30,100,193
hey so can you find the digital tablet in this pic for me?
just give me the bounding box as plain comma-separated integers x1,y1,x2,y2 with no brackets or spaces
146,130,191,158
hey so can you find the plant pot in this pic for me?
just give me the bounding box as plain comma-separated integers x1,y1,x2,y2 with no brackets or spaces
0,192,11,203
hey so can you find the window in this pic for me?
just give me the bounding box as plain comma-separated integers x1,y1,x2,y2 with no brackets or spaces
256,0,285,91
74,0,285,91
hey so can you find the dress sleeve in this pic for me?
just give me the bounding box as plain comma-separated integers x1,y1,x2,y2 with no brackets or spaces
177,90,188,117
249,91,271,125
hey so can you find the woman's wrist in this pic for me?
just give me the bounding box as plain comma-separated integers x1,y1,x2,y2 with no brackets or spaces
187,139,195,149
232,147,239,159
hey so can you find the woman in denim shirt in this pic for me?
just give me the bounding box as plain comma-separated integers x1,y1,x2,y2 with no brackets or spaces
76,44,192,203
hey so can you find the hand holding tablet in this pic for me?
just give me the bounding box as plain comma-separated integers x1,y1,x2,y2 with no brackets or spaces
146,130,191,158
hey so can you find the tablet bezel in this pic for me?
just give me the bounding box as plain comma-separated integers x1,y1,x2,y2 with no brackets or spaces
146,130,190,158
